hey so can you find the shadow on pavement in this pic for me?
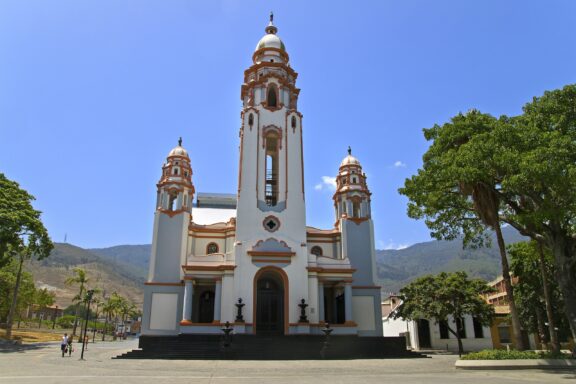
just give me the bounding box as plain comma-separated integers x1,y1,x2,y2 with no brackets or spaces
0,341,54,353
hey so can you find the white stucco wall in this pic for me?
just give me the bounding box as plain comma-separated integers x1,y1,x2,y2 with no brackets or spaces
149,293,178,331
353,296,376,331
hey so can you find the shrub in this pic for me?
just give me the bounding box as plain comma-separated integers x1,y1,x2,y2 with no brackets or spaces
462,349,573,360
56,315,76,329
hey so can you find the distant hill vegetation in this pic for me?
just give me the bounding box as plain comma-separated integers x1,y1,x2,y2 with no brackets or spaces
376,226,527,294
27,227,527,307
27,243,145,309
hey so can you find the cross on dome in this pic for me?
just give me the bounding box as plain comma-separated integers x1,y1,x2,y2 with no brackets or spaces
265,11,278,35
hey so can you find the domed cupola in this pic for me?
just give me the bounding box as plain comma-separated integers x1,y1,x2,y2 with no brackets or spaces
253,12,289,65
333,147,372,222
156,137,195,215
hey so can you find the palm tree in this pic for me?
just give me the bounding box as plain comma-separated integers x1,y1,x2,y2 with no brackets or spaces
64,268,88,339
101,293,121,341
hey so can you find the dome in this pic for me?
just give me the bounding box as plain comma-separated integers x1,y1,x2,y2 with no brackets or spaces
255,13,286,52
340,147,361,167
168,138,189,158
255,33,286,52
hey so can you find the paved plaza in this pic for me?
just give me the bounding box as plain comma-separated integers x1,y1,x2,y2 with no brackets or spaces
0,339,573,384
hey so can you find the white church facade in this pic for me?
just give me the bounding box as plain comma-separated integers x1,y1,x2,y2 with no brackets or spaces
141,16,383,337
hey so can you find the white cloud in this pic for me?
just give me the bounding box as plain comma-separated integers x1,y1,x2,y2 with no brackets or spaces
379,239,411,250
315,176,337,191
393,161,407,168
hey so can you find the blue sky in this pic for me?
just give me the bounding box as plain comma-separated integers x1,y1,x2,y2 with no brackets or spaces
1,1,575,249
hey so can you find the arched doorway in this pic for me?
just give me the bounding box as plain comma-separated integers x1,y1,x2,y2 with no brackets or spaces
254,268,287,335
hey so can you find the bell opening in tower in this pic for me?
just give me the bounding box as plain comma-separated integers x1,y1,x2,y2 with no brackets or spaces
265,132,279,206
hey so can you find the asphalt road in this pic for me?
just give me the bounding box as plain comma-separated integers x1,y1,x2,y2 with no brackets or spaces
0,339,573,384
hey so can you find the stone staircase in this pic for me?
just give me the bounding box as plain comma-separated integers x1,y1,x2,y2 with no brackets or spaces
115,334,424,360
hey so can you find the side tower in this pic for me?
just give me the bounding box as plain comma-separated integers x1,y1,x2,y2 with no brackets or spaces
142,139,194,335
334,148,383,336
234,15,308,334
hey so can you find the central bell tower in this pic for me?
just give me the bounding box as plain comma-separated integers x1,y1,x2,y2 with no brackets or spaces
235,14,305,243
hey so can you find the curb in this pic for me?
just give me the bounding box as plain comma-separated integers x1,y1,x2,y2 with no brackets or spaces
455,359,576,370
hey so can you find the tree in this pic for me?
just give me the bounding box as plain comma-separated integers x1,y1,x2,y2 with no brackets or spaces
393,271,494,357
101,292,122,341
399,110,527,349
509,241,567,353
0,174,53,339
496,85,576,343
64,268,89,339
34,288,55,328
0,259,36,324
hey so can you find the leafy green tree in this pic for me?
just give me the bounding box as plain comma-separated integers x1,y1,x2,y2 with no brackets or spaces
497,85,576,342
509,241,567,353
0,259,36,324
0,174,53,338
64,267,89,339
393,271,494,357
34,288,55,328
399,110,527,349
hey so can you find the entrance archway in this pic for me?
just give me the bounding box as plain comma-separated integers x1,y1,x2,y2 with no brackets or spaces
253,267,288,335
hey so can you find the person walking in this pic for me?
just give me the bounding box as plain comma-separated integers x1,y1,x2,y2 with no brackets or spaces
67,336,73,357
60,333,68,357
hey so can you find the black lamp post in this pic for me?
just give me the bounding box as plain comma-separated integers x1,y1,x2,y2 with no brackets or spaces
80,289,94,360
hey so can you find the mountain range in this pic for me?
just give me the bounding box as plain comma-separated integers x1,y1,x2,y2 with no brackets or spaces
26,226,526,308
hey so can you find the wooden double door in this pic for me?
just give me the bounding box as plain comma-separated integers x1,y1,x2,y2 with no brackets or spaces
256,276,284,334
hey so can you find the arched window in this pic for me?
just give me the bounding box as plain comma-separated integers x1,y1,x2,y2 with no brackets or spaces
168,192,177,211
248,113,254,127
265,131,279,206
352,200,361,218
311,246,323,256
291,116,296,129
206,243,219,254
173,168,179,175
267,86,277,107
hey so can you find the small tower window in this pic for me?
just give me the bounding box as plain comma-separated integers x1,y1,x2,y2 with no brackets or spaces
168,192,177,211
352,201,361,218
291,116,296,129
311,246,323,257
206,243,219,254
267,86,277,107
248,113,254,127
173,168,179,175
265,131,279,206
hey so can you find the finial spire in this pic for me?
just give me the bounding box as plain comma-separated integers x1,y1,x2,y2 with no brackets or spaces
348,146,352,155
265,12,278,34
178,137,182,146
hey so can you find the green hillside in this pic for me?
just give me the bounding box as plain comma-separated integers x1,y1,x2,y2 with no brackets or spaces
27,243,144,308
376,226,527,293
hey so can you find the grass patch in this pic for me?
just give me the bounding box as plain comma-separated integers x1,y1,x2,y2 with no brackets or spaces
0,328,66,343
462,349,573,360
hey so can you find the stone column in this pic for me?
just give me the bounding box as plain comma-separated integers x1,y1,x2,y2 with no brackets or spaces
182,280,194,322
344,283,353,323
214,279,222,323
318,281,325,322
